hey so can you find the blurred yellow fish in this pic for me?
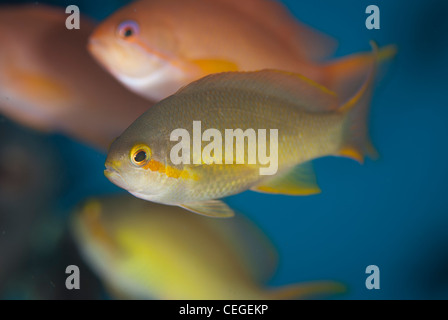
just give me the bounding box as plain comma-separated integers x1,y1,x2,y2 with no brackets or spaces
71,195,344,300
104,43,386,218
88,0,388,102
0,5,152,149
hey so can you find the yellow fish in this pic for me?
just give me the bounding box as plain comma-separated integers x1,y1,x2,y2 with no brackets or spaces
71,195,344,299
0,5,152,149
88,0,386,102
104,43,386,218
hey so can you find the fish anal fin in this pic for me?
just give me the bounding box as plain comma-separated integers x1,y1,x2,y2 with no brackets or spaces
251,162,321,196
180,200,235,218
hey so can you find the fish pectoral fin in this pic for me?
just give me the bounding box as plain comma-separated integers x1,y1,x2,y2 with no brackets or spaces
251,162,321,196
179,200,235,218
191,59,240,74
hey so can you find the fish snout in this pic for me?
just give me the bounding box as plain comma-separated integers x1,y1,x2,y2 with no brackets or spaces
104,166,116,179
104,158,120,176
104,164,128,190
105,158,122,180
87,37,106,59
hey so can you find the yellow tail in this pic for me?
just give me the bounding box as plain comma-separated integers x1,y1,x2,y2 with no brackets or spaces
324,44,397,103
329,42,396,163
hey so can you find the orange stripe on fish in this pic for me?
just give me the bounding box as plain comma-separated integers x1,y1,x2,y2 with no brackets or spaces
129,37,236,75
143,159,195,180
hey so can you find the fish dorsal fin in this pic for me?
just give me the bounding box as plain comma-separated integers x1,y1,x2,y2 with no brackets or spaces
251,161,321,195
176,70,339,112
204,213,278,282
215,0,337,61
180,200,235,218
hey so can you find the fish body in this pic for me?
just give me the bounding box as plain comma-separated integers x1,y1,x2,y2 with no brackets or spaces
105,48,378,218
71,195,343,299
0,5,151,149
89,0,382,102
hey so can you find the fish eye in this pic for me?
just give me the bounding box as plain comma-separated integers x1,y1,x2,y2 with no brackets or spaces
130,144,151,167
117,20,140,39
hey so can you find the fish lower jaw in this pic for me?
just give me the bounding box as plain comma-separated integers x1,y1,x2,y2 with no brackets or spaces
116,64,189,101
104,169,129,190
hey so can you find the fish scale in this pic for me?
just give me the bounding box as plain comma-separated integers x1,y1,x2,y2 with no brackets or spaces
164,88,343,201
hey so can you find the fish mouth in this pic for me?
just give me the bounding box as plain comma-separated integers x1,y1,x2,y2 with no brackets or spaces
104,165,128,190
104,162,118,174
88,35,156,80
87,37,104,59
103,166,116,179
88,38,116,73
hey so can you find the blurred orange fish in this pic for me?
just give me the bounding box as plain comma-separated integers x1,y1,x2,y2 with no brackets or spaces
89,0,395,102
0,5,152,149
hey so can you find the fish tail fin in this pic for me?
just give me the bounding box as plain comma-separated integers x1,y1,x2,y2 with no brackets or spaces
335,41,395,163
324,44,397,103
266,281,346,300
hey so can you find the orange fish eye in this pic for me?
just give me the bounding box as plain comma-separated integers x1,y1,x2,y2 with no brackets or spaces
130,144,151,167
117,20,140,39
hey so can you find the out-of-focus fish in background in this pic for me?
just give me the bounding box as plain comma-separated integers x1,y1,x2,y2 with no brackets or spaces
71,195,344,299
0,5,152,149
104,43,384,218
88,0,394,102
